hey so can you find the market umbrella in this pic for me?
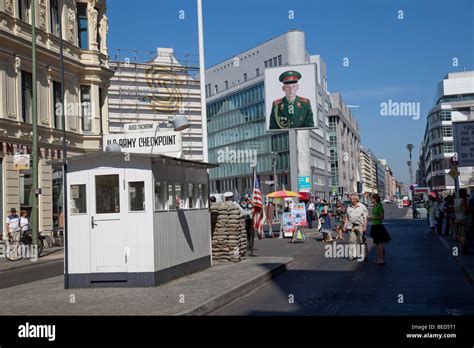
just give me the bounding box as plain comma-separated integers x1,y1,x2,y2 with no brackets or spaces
267,190,303,199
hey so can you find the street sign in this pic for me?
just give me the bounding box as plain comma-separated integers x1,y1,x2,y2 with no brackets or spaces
264,180,274,185
123,122,159,133
453,121,474,167
449,167,459,179
298,176,310,190
103,130,182,154
13,154,30,170
450,153,459,167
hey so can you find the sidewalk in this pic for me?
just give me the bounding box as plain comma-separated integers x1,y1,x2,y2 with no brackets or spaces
0,245,64,272
437,234,474,284
0,255,292,315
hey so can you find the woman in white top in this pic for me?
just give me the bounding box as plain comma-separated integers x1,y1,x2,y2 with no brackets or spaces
20,210,29,233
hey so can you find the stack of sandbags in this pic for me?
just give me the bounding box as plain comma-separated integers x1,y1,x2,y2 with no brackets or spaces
212,201,247,263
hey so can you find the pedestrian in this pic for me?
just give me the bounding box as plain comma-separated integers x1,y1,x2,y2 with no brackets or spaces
455,188,471,255
20,210,29,233
443,195,455,237
345,196,369,261
306,197,315,229
427,194,436,233
369,194,391,265
334,201,346,240
320,200,333,242
239,195,254,250
4,207,21,243
436,196,445,235
469,191,474,249
284,200,290,213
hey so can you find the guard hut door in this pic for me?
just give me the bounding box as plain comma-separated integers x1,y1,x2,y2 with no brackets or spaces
90,169,127,273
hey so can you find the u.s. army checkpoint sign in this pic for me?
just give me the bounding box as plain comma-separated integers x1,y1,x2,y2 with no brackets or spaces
103,129,182,154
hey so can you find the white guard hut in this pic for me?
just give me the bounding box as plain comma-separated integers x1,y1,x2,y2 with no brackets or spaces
57,152,216,288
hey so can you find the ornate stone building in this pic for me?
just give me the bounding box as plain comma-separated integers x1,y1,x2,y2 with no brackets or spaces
0,0,113,235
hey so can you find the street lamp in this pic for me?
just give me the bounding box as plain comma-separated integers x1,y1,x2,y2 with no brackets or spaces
407,143,414,200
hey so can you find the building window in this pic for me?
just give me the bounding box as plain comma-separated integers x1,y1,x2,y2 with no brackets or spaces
441,110,452,121
225,80,228,89
443,143,454,153
99,87,104,134
273,57,277,66
18,0,31,23
80,85,92,132
278,55,282,66
256,68,260,76
269,59,273,67
77,3,88,49
243,73,247,82
442,126,453,137
52,81,62,129
214,84,218,94
50,0,60,36
21,70,33,123
129,181,145,211
264,60,268,68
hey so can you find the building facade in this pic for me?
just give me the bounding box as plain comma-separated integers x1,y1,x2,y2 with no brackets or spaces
360,147,378,201
0,0,113,235
376,160,386,200
108,47,203,160
328,93,361,200
419,71,474,193
205,30,331,197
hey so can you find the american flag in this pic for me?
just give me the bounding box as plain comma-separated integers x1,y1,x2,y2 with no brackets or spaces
252,171,265,239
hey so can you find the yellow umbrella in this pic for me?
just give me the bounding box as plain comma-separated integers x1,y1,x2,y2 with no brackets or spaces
267,190,303,199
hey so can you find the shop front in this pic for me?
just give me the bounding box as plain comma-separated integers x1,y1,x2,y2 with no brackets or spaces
0,141,66,240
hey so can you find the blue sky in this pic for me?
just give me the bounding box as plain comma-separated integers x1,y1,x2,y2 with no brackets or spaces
107,0,474,185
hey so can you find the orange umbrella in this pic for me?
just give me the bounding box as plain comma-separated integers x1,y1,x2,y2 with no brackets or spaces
267,190,303,199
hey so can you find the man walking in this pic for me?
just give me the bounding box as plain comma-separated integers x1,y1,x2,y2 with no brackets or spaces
4,207,21,242
344,196,369,262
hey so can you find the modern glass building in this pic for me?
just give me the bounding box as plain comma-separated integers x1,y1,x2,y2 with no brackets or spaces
207,82,290,194
205,30,331,197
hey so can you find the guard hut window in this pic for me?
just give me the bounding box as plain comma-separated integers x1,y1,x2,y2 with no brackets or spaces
129,181,145,211
154,181,168,211
95,175,120,214
70,184,87,214
187,183,195,209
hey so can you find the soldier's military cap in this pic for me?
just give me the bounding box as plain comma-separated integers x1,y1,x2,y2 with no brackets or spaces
279,70,302,84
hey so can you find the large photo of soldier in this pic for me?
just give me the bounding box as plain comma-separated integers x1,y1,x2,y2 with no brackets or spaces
265,64,318,131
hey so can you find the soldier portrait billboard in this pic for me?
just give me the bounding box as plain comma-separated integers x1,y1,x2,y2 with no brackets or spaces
264,64,318,131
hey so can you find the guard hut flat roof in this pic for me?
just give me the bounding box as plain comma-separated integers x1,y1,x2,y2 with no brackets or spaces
49,152,217,288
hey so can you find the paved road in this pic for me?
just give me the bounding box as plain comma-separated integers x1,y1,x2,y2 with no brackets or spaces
0,248,64,289
216,205,474,315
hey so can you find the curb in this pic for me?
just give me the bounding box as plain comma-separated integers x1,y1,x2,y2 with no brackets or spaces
437,235,474,285
179,257,293,315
